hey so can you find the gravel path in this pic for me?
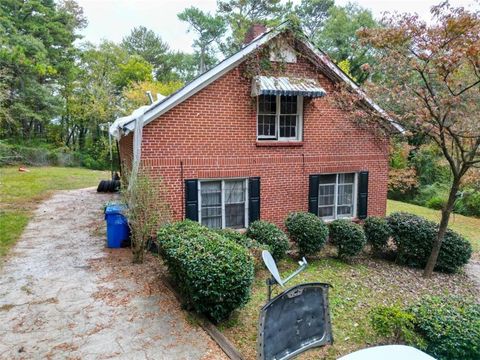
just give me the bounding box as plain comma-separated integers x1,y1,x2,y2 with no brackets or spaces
0,188,226,360
466,260,480,295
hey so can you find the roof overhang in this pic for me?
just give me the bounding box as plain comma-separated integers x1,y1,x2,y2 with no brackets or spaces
251,76,326,98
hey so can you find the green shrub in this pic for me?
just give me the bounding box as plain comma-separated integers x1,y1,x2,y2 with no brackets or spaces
285,212,328,256
410,296,480,360
246,220,289,260
413,182,449,208
363,216,391,254
370,297,480,360
455,190,480,217
370,305,420,345
157,221,254,323
329,219,366,260
425,196,446,210
411,145,452,186
387,212,472,272
215,229,270,270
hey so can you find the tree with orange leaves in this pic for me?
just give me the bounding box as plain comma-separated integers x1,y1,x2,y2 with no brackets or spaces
336,1,480,277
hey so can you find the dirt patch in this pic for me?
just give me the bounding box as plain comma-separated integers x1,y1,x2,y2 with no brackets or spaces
0,188,227,359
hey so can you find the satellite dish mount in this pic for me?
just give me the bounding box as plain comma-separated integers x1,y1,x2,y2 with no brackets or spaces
262,250,308,300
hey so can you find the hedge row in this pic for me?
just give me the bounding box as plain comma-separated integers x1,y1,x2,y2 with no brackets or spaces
156,210,472,322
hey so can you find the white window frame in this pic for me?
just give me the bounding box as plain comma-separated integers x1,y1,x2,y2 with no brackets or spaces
318,173,358,221
198,178,249,229
257,95,303,141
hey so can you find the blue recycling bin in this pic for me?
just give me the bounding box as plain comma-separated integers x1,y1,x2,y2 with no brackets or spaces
104,204,130,248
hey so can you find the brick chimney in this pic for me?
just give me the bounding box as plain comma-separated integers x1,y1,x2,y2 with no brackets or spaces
244,24,267,44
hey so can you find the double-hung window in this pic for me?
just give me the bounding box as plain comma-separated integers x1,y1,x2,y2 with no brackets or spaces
199,179,248,229
318,173,356,220
257,95,303,141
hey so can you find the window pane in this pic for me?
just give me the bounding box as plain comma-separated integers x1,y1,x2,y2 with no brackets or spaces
258,95,276,114
225,180,246,229
201,181,222,229
337,183,353,218
279,115,296,138
337,206,353,217
318,207,334,218
319,184,335,206
280,96,297,114
319,174,336,185
225,180,245,204
338,173,355,184
258,114,276,137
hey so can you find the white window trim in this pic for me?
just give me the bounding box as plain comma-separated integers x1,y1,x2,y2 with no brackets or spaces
256,95,303,141
318,173,358,221
198,178,249,229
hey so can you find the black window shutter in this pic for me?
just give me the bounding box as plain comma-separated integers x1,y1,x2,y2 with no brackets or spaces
249,177,261,224
357,171,369,219
308,175,320,215
185,179,198,221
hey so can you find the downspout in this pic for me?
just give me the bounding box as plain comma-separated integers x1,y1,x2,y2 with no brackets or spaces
129,115,144,189
129,92,153,188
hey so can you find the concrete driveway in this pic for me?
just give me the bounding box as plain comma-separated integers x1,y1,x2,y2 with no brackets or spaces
0,188,226,360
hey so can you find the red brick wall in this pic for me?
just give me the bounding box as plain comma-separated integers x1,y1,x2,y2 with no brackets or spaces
118,132,133,174
132,52,389,227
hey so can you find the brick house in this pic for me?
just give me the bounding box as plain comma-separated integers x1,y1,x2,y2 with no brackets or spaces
111,23,399,230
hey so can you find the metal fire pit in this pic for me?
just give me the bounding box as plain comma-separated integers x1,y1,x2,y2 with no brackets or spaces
257,282,333,360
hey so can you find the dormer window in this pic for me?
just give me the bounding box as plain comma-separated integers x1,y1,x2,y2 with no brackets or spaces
252,76,326,142
257,95,303,141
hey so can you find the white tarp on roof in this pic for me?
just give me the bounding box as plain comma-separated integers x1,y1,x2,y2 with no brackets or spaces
109,94,166,140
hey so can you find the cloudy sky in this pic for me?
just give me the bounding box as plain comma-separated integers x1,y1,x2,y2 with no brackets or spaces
76,0,479,52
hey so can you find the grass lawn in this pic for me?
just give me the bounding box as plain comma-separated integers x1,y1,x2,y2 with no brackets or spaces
220,200,480,359
387,199,480,253
0,166,108,257
219,251,477,360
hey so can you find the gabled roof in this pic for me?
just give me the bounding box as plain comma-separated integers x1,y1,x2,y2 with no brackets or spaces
110,22,402,138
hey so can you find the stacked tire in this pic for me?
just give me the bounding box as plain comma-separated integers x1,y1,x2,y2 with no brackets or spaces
97,180,120,193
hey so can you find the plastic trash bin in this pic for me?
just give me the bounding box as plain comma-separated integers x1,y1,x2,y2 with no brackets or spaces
104,204,130,248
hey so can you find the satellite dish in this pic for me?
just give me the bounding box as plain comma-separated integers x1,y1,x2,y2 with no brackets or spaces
262,250,284,287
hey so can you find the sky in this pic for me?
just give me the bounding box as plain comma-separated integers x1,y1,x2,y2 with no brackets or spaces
76,0,479,52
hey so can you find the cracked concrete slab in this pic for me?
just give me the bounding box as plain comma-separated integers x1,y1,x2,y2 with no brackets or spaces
0,188,227,360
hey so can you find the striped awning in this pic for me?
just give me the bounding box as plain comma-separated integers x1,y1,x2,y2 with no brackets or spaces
251,76,326,97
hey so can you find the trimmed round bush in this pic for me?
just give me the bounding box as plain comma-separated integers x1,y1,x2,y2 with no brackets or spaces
329,219,366,260
363,216,391,253
285,212,328,256
246,220,289,260
387,212,472,273
435,228,472,273
157,221,254,323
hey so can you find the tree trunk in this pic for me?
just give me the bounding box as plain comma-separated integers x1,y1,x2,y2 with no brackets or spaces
423,178,461,278
78,126,86,151
199,47,206,74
